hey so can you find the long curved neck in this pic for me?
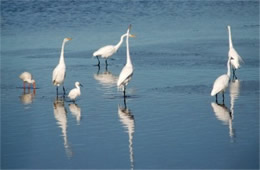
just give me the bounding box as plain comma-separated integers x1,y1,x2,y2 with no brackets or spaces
227,58,231,77
126,32,132,66
59,40,66,64
228,27,233,49
115,33,127,51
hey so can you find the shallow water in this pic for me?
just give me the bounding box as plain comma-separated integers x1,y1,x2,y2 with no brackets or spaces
1,0,259,169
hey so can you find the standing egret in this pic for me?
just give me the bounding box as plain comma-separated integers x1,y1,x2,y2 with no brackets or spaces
117,25,134,97
93,32,135,68
68,82,83,102
211,57,232,103
19,71,36,89
227,25,243,79
52,37,72,95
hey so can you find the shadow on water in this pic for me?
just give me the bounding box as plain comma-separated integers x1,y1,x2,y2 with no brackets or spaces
118,97,135,170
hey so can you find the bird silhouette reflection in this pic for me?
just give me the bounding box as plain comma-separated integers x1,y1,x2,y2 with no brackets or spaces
53,97,73,158
118,98,135,169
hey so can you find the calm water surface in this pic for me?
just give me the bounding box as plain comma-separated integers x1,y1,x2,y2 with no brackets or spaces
1,0,259,169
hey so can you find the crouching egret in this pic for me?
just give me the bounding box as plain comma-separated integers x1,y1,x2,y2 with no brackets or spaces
211,57,232,103
52,37,72,95
93,32,135,68
68,82,83,102
117,25,134,97
227,25,243,79
19,72,36,89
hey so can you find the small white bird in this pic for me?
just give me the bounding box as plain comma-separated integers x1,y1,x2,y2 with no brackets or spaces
68,82,83,102
227,25,243,79
52,37,72,95
19,72,36,89
93,32,135,67
211,57,232,103
117,25,134,97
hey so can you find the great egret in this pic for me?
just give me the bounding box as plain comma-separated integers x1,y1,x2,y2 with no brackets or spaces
68,81,83,102
117,25,134,97
52,37,72,95
211,57,232,103
227,25,243,79
19,72,36,89
93,32,135,68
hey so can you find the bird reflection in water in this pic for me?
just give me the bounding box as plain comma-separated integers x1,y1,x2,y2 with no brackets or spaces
211,102,235,140
53,97,73,158
230,79,240,116
69,103,81,125
94,67,118,88
19,88,36,105
118,98,135,169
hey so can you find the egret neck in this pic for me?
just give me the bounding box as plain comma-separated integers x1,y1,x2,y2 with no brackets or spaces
126,32,132,66
114,33,127,52
227,58,231,78
228,26,233,49
59,40,66,64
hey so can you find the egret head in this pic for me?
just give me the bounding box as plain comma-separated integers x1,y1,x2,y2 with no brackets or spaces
75,81,83,87
129,34,136,38
64,37,72,43
227,25,231,30
128,24,132,32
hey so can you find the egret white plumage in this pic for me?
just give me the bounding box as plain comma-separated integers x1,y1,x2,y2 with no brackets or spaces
227,25,243,79
19,71,36,89
117,25,134,97
211,57,232,103
68,81,83,102
52,37,72,95
93,32,135,67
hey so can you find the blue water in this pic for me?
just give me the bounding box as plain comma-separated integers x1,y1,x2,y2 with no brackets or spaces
1,0,259,169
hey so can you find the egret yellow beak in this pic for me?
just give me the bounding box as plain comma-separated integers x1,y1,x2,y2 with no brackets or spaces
67,38,72,40
129,34,136,38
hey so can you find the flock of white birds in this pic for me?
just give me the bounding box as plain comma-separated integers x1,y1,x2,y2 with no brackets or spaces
19,25,243,103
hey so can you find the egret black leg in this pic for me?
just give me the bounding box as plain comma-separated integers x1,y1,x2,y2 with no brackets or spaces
123,95,127,108
56,87,59,96
96,56,100,66
215,94,218,103
63,86,66,95
222,92,225,104
233,69,237,79
105,60,108,70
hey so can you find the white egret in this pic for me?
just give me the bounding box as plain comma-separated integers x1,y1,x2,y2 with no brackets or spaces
211,57,232,103
227,25,243,79
52,37,72,95
68,81,83,102
93,32,135,67
19,72,36,89
117,25,134,97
